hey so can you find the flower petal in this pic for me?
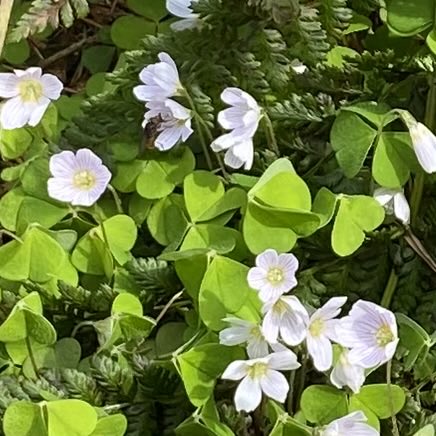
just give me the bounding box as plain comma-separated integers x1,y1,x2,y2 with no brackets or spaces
155,126,182,151
247,337,270,359
262,308,280,343
41,73,63,100
75,148,103,169
47,177,77,203
49,151,77,177
219,326,251,346
0,73,19,98
393,191,410,225
0,97,32,129
247,266,268,291
260,370,289,403
307,334,333,371
27,97,50,127
234,376,262,412
268,350,300,371
222,361,248,380
256,249,279,269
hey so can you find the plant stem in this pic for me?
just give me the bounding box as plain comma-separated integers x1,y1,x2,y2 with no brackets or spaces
0,0,14,57
380,268,398,309
387,360,400,436
410,71,436,225
107,184,124,214
0,229,24,244
183,90,214,170
286,369,297,414
25,336,39,377
262,113,280,155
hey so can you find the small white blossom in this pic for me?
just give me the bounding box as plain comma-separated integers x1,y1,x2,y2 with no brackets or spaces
47,149,111,207
319,411,379,436
221,350,300,412
291,59,307,74
374,187,410,225
211,87,262,170
330,348,366,394
133,52,183,103
143,99,193,151
219,318,270,358
335,300,399,369
247,249,299,303
306,297,347,371
408,121,436,174
0,67,63,130
262,296,309,346
166,0,200,31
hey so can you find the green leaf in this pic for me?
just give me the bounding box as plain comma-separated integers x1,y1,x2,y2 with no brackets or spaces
331,111,378,178
127,0,166,21
184,171,225,222
342,102,393,128
325,46,359,69
3,40,30,64
269,416,312,436
300,385,348,425
343,13,372,34
21,158,51,201
112,293,143,316
128,193,152,225
81,45,115,74
414,425,435,436
180,224,236,253
386,0,434,36
3,401,46,436
45,399,98,435
198,256,260,330
312,188,338,228
0,188,26,231
112,160,146,193
348,396,380,430
351,384,406,419
0,127,32,159
85,73,107,96
373,132,415,188
427,28,436,55
177,344,244,407
136,148,195,199
111,16,156,50
0,227,66,282
90,415,128,436
332,195,385,256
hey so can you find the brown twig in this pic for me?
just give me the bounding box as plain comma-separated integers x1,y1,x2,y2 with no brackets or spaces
39,35,97,68
404,228,436,273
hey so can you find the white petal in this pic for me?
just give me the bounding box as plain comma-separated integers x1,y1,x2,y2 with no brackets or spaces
231,140,254,170
307,334,333,371
234,376,262,412
170,16,200,31
247,337,270,359
49,150,77,177
268,350,300,371
166,0,194,17
155,126,182,151
247,266,268,290
281,296,310,324
280,311,307,346
277,253,299,275
218,107,248,130
27,97,50,126
222,361,248,380
410,122,436,173
219,326,251,346
258,285,287,305
26,67,42,79
71,190,100,207
0,73,19,98
0,97,31,129
348,346,386,368
260,370,289,403
262,308,280,343
224,147,245,169
373,187,395,207
75,148,103,169
393,192,410,225
314,296,347,322
165,99,190,119
47,178,77,203
256,249,279,269
41,74,63,100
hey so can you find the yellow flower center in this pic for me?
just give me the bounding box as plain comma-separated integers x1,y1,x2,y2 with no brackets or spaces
309,318,325,337
272,299,288,315
18,79,43,102
73,170,96,190
376,324,394,346
267,267,284,285
247,362,268,379
250,326,263,339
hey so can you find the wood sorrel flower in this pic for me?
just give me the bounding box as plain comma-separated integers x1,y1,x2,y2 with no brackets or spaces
330,348,366,394
166,0,200,31
373,187,410,225
47,149,111,207
408,121,436,174
133,52,183,103
247,249,299,303
142,99,193,151
319,411,379,436
335,300,398,369
221,350,300,412
306,297,347,371
211,87,262,170
262,296,309,346
0,67,63,130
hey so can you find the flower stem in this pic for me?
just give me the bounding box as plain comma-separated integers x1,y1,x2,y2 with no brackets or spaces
380,268,398,309
410,71,436,225
107,184,124,214
387,360,400,436
262,113,280,155
25,336,39,377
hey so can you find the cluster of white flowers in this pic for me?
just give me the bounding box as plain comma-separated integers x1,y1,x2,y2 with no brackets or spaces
219,248,398,435
133,52,193,151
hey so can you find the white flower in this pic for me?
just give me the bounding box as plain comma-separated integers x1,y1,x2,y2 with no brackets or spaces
211,87,262,170
262,296,309,346
143,99,193,151
335,300,399,369
306,297,347,371
408,121,436,174
374,187,410,225
320,411,379,436
291,59,307,74
221,350,300,412
219,317,275,358
330,348,366,394
0,67,63,130
133,52,183,103
247,249,299,303
47,149,111,207
166,0,200,31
